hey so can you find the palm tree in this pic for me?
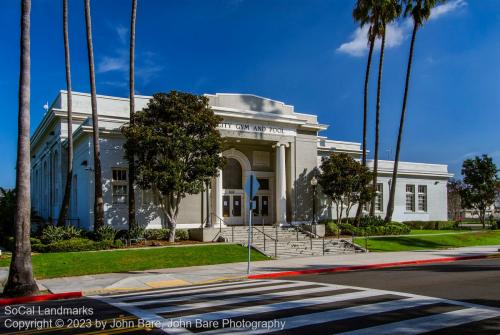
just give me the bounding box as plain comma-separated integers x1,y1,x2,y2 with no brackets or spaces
128,0,137,231
385,0,439,222
3,0,39,297
370,0,401,216
353,0,376,221
84,0,104,230
57,0,74,227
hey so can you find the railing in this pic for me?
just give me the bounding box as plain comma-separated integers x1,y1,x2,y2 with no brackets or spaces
253,225,278,258
290,222,326,256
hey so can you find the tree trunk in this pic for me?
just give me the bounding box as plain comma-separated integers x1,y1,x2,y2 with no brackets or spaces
84,0,104,230
57,0,73,227
370,28,386,216
385,22,418,223
355,35,375,222
3,0,39,298
128,0,137,231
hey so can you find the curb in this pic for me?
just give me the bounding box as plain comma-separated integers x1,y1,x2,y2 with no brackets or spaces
0,291,82,306
248,253,500,279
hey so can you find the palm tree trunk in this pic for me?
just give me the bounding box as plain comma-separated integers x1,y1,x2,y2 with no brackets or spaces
57,0,73,227
385,21,418,223
128,0,137,230
370,28,386,216
84,0,104,230
3,0,39,298
361,35,375,167
355,35,375,222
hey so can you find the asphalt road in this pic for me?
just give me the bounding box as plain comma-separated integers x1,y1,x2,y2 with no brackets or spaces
283,257,500,308
0,258,499,334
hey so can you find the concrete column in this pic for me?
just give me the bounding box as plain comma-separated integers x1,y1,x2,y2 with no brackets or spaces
215,168,223,225
275,143,287,225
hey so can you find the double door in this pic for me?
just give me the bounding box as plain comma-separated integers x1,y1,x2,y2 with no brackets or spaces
222,194,243,225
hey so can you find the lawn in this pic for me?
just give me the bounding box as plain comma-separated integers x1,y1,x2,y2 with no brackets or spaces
0,244,268,279
409,230,468,235
354,230,500,252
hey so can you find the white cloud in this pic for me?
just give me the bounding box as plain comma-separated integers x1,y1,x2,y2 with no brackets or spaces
337,0,466,57
430,0,467,21
115,25,129,44
97,55,127,73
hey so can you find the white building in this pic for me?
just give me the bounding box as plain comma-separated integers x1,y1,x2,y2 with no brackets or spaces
30,91,452,231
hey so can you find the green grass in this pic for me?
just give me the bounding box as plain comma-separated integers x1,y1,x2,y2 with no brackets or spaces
355,230,500,252
409,230,467,235
0,244,268,279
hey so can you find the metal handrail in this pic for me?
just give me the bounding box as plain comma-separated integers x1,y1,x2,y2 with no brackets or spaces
291,223,326,256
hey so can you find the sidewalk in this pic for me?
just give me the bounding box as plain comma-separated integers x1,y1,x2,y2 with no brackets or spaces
1,245,492,295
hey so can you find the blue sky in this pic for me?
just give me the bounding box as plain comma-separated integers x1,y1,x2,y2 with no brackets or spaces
1,0,499,188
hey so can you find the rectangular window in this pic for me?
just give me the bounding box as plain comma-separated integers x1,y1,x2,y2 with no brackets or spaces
418,185,427,212
257,178,269,190
112,169,128,204
375,183,383,212
406,184,415,212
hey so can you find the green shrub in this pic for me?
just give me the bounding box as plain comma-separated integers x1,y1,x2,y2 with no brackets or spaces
115,229,129,241
175,229,189,241
113,239,124,248
93,226,116,241
144,228,170,240
32,238,115,253
129,226,146,240
339,221,410,236
41,225,66,244
40,225,82,244
403,221,459,230
3,237,42,251
324,221,339,237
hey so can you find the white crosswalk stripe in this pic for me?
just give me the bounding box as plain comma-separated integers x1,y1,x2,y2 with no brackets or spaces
92,279,500,334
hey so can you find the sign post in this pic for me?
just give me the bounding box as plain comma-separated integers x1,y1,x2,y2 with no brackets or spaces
244,174,260,275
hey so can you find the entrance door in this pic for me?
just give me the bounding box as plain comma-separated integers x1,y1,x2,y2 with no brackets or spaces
222,193,244,225
253,195,271,225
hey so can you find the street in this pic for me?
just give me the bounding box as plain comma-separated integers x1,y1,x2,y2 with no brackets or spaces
0,258,499,334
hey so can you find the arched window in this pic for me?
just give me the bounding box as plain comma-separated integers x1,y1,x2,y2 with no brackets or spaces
222,158,242,189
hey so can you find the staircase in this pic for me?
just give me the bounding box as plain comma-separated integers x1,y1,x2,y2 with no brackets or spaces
217,226,364,258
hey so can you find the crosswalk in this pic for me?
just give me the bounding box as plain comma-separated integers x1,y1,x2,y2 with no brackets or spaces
93,279,500,334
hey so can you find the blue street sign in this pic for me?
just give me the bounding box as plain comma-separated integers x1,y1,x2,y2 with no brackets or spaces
244,174,260,200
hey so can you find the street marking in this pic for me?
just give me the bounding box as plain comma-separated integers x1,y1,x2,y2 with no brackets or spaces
90,279,500,335
115,279,274,301
147,283,345,314
202,296,442,334
339,307,500,335
129,281,313,307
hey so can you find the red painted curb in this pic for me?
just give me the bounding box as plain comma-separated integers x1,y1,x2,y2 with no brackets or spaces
248,254,500,279
0,291,82,306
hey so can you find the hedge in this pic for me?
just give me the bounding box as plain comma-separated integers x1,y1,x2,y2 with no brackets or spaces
32,238,121,253
403,221,460,230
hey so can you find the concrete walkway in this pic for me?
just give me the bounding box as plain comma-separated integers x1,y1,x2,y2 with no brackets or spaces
1,245,494,295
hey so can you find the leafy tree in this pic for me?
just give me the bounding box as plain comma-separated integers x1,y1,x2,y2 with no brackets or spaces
385,0,442,222
460,155,498,228
318,153,374,225
57,0,74,227
447,179,463,221
127,0,138,231
84,0,104,230
3,0,39,297
122,91,225,242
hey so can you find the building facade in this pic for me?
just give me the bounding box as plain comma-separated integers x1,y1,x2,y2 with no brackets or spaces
30,91,452,231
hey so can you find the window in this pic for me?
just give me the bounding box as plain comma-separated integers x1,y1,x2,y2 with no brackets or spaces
257,178,269,190
418,185,427,212
375,183,383,212
222,158,242,189
406,184,415,212
112,169,128,204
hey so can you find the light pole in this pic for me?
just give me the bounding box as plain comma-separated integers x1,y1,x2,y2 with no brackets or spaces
311,176,318,234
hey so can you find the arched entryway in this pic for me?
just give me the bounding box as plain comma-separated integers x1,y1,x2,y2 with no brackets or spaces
220,149,251,225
